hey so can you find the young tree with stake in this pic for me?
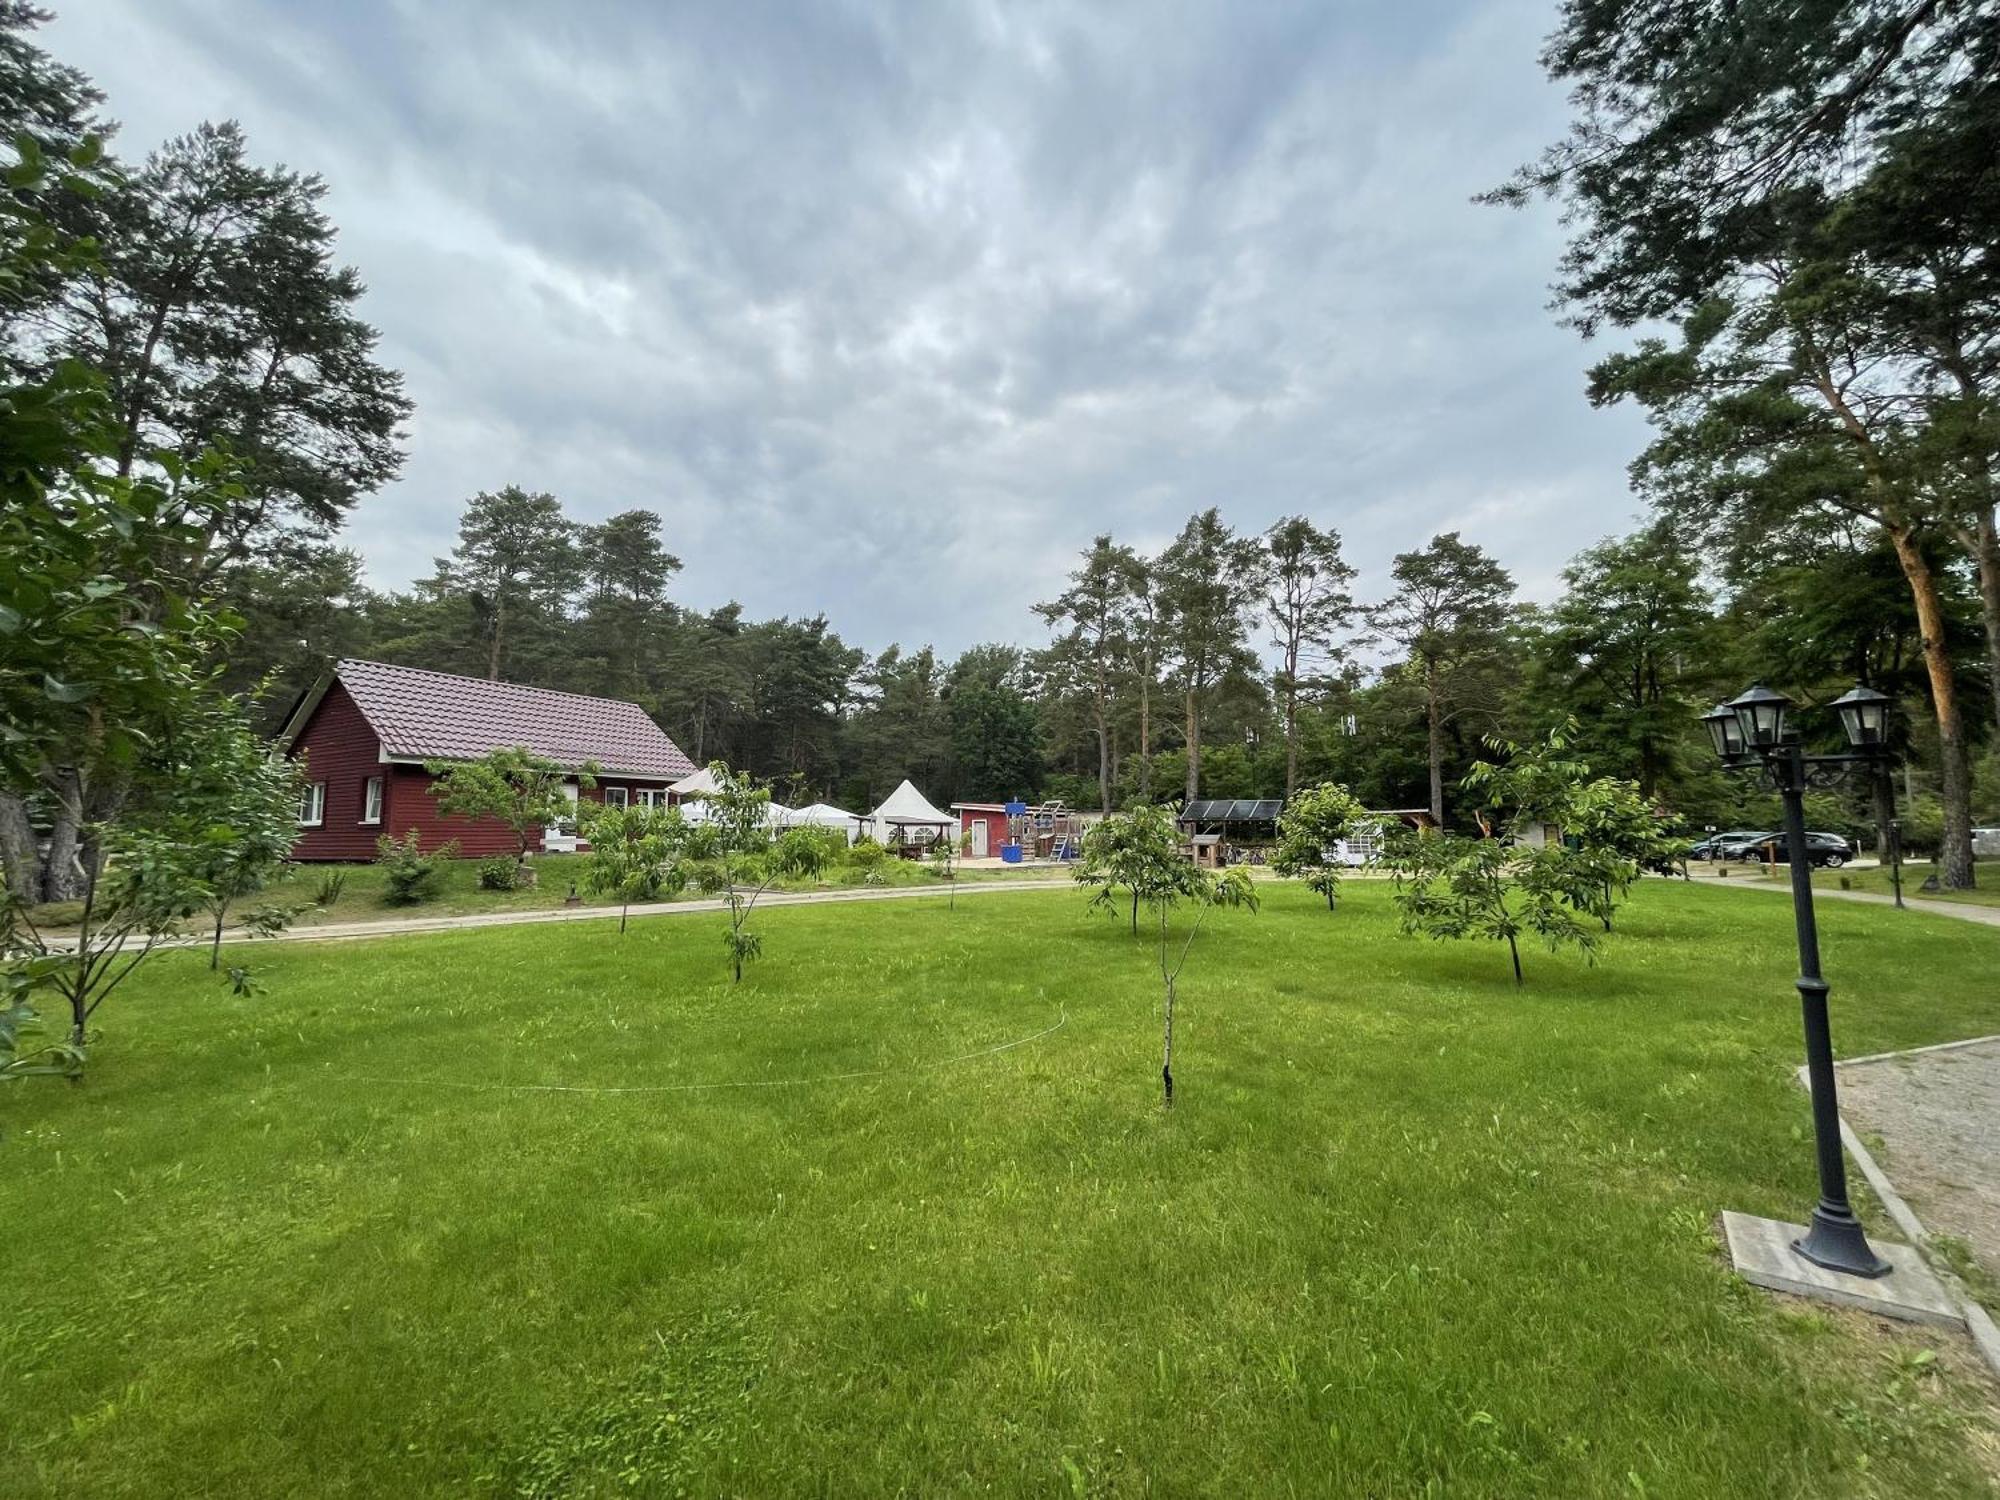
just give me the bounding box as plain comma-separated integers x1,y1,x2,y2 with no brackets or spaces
692,765,831,983
1271,781,1369,911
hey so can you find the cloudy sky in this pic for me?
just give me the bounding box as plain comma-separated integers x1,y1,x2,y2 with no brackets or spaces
49,0,1651,658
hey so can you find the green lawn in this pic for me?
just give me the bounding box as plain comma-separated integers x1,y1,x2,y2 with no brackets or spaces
4,881,1998,1497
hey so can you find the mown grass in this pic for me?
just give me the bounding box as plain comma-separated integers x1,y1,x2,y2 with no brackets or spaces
3,880,1998,1497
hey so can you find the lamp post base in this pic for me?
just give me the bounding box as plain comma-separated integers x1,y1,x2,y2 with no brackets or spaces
1793,1202,1892,1278
1722,1213,1957,1327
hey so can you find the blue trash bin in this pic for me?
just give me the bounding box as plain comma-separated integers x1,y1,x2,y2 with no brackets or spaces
1000,844,1023,864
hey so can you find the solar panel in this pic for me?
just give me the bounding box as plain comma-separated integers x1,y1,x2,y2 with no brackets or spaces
1178,798,1283,822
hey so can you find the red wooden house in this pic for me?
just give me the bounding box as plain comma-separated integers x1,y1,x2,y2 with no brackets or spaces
276,659,697,860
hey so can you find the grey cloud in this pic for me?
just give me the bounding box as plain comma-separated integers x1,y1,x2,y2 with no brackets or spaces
47,0,1651,658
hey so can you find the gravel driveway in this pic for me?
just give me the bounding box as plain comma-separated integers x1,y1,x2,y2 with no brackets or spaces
1837,1037,2000,1282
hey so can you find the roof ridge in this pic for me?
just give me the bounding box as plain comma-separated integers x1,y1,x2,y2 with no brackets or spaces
337,658,653,713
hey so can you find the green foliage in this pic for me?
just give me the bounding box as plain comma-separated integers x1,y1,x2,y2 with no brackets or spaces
476,856,520,892
1270,781,1368,910
1367,532,1517,824
426,747,593,869
313,868,347,907
1154,508,1267,801
1074,802,1186,934
375,831,459,906
151,690,308,968
1384,724,1664,981
686,764,828,982
847,837,887,869
578,803,692,932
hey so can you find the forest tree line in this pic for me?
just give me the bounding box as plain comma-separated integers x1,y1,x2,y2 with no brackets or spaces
2,5,1996,892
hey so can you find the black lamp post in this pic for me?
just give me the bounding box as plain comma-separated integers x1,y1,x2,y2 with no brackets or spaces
1701,682,1894,1279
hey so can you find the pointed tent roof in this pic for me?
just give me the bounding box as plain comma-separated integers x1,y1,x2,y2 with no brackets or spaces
867,779,955,826
669,767,721,797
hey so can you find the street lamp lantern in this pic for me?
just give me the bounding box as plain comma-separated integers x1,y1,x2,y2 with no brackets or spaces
1829,683,1891,752
1700,682,1894,1281
1727,683,1791,749
1701,703,1746,762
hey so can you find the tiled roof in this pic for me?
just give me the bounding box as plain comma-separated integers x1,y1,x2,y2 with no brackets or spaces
334,659,696,779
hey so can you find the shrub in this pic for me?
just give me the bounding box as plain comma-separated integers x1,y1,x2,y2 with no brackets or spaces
313,869,347,907
847,837,887,869
476,856,519,891
375,831,459,905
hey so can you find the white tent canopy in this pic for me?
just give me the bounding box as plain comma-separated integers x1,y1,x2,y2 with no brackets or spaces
669,767,721,799
783,802,861,843
865,780,956,845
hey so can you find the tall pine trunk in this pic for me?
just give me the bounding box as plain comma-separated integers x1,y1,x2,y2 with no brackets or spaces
1183,688,1201,804
1961,511,2000,738
0,792,41,899
1887,525,1976,888
1138,663,1152,799
1425,666,1445,828
487,594,506,680
41,770,86,903
1094,679,1112,815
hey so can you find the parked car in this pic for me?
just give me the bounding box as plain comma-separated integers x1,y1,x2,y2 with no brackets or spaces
1688,830,1764,860
1974,827,2000,859
1717,831,1852,867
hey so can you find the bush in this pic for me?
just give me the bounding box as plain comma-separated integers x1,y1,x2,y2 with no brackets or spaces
313,869,347,906
375,831,459,905
1899,795,1945,858
687,859,731,897
476,857,519,892
847,838,887,869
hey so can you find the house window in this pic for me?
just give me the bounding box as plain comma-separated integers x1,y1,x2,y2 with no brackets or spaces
361,776,384,824
637,788,665,808
298,782,326,827
604,786,629,809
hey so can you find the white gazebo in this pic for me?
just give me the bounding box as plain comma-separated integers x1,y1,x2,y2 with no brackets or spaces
783,801,862,844
864,780,956,849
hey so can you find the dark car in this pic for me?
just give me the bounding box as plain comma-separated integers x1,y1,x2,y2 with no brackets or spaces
1717,831,1852,868
1688,830,1763,860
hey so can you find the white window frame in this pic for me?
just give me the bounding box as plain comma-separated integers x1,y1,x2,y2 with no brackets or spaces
298,782,326,827
637,788,666,808
604,786,629,810
361,775,383,825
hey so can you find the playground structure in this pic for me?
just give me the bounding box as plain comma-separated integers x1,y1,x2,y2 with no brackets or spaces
1001,799,1085,863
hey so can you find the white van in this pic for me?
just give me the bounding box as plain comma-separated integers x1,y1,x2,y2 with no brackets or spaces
1974,827,2000,858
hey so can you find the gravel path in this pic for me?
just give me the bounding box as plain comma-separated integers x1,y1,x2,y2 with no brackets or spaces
37,877,1076,952
1684,869,2000,928
1836,1038,2000,1281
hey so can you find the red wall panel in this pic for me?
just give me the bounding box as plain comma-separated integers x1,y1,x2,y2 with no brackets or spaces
288,683,391,861
386,764,536,858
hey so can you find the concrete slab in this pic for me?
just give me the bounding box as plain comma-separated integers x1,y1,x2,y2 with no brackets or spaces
1722,1211,1965,1329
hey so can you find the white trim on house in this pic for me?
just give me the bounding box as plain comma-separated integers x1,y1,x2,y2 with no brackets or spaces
297,782,326,827
361,775,383,824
